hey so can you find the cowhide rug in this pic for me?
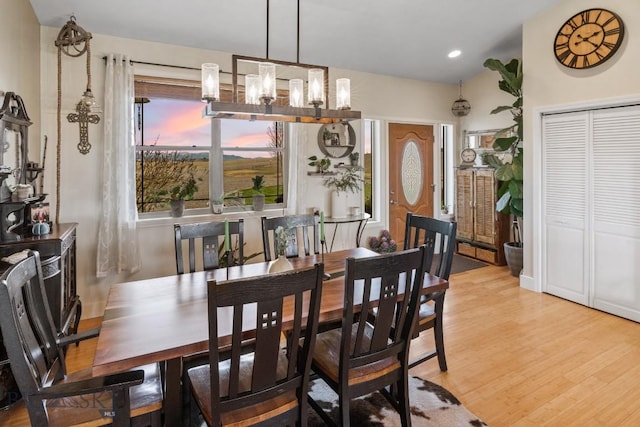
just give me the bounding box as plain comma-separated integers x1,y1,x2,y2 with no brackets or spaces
308,376,487,426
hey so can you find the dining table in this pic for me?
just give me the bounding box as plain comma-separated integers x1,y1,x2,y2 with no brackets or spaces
92,247,448,427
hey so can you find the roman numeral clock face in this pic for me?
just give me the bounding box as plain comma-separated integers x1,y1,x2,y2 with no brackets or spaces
554,8,625,69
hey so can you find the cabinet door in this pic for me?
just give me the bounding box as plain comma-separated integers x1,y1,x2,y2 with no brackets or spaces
456,169,474,240
474,169,497,245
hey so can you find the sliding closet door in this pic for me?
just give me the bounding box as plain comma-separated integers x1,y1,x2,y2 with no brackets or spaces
542,112,589,305
591,106,640,321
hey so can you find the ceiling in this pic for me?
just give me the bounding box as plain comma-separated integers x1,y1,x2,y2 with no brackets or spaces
29,0,562,84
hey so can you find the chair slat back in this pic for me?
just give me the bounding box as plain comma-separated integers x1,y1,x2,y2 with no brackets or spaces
206,264,323,424
261,214,319,261
341,247,425,373
403,212,457,280
174,220,244,274
0,251,66,422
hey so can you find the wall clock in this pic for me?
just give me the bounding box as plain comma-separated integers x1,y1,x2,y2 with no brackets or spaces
554,8,624,69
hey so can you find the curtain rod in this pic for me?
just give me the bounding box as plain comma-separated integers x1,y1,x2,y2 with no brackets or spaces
101,56,232,75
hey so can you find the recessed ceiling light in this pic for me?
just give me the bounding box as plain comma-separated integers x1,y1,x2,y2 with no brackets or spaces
448,50,461,59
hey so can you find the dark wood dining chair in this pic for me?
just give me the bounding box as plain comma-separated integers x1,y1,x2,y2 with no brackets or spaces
261,214,320,261
0,250,163,426
403,212,457,370
174,219,244,273
187,263,324,426
309,246,426,426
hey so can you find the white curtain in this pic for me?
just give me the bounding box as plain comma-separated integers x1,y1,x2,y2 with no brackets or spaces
96,54,141,277
286,123,303,214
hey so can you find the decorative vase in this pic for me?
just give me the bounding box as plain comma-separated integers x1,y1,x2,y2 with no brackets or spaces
331,190,349,218
268,255,293,273
504,242,523,277
170,199,185,217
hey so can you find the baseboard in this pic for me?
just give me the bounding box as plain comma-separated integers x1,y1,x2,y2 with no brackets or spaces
519,273,538,292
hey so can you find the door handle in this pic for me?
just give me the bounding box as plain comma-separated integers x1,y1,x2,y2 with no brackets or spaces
390,200,398,205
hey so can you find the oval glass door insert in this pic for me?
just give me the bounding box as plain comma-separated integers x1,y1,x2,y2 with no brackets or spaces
401,140,423,206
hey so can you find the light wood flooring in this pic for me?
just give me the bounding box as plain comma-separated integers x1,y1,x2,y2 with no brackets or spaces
2,265,640,426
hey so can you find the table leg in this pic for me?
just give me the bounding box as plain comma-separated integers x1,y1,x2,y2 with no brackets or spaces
165,357,182,427
329,223,339,252
356,218,369,247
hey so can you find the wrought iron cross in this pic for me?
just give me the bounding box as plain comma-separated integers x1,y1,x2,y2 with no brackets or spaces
67,101,100,154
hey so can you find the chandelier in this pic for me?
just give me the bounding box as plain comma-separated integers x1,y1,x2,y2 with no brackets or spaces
201,0,361,124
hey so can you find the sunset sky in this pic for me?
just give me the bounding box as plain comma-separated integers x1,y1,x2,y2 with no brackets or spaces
139,98,274,157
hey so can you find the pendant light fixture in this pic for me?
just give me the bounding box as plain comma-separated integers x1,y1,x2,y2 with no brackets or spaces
451,80,471,117
201,0,360,124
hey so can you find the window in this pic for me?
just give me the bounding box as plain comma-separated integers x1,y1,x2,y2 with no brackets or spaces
363,119,379,219
134,75,284,214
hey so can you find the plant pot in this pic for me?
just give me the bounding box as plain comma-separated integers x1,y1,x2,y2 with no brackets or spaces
504,242,523,277
252,194,265,211
211,203,223,214
170,199,185,217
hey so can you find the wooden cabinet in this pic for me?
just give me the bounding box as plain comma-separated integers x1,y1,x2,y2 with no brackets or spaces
0,223,80,360
455,168,509,265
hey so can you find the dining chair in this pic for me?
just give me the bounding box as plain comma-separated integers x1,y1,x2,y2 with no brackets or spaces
308,246,426,426
261,214,320,261
187,263,324,426
403,212,457,370
174,219,244,273
0,250,163,426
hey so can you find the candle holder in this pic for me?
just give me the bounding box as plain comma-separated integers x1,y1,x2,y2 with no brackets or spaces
320,238,331,281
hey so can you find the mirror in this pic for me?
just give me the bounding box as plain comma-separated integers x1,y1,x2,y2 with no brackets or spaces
465,129,514,167
464,129,499,167
317,122,356,158
0,93,32,202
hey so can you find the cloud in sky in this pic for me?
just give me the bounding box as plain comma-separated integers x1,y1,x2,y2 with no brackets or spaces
141,98,276,157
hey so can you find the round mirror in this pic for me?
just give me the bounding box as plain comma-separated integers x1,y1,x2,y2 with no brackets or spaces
317,122,356,158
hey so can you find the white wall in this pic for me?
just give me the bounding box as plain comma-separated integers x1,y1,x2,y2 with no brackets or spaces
0,0,40,140
37,27,458,317
523,0,640,290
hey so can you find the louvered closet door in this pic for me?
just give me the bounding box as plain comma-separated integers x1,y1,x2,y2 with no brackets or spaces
591,105,640,321
542,112,589,305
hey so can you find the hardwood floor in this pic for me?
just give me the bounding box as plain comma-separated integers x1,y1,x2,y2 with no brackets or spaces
2,265,640,426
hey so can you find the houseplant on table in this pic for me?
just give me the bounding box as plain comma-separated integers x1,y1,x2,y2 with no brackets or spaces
483,57,523,276
323,166,364,218
251,175,266,211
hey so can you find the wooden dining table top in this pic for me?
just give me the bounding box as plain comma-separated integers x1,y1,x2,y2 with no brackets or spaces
92,247,448,377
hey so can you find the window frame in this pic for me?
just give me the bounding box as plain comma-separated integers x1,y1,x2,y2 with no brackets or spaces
133,73,287,219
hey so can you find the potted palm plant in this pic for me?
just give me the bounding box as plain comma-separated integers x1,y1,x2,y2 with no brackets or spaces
251,175,265,211
483,57,523,276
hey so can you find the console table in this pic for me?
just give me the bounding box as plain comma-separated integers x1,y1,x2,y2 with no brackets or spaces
324,213,371,251
0,223,80,408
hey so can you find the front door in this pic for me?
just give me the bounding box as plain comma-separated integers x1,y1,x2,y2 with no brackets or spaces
388,123,434,246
